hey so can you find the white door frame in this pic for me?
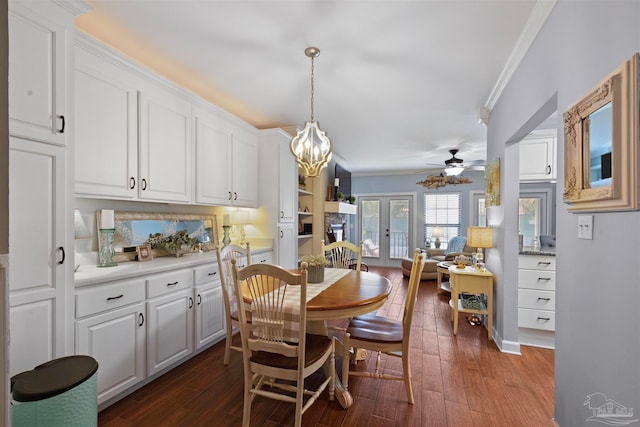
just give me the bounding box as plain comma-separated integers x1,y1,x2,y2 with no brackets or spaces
355,192,417,267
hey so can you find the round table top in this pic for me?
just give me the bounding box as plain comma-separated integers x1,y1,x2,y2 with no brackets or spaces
241,269,392,321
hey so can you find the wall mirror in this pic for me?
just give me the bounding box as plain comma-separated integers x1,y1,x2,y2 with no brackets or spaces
97,211,218,262
563,53,638,212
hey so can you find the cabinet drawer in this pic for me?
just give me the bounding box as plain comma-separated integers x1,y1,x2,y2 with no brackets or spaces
147,269,193,299
518,269,556,291
194,263,220,286
519,255,555,271
252,251,273,265
76,278,146,318
518,308,555,331
518,289,555,311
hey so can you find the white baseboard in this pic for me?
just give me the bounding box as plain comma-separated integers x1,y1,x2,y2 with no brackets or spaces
493,327,522,355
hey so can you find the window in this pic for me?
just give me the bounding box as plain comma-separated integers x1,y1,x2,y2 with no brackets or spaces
424,193,461,249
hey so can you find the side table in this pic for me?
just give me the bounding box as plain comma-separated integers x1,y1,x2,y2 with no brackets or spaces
448,265,494,341
436,261,452,292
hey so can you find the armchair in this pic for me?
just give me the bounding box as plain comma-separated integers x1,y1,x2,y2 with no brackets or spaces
400,236,473,280
426,236,473,262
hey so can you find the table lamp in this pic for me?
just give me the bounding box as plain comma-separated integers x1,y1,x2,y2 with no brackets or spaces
467,226,493,269
233,210,251,245
432,226,444,248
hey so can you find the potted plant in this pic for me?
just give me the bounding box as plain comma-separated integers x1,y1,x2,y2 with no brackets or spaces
347,196,356,204
299,254,329,283
337,192,345,202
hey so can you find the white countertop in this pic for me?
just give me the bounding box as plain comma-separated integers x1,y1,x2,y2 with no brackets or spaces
75,246,272,287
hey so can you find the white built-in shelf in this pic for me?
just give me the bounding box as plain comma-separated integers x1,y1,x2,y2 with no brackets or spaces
298,234,313,240
325,201,357,215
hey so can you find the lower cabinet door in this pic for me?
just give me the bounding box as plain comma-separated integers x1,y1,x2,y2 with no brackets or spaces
147,289,194,375
195,284,225,349
76,303,146,404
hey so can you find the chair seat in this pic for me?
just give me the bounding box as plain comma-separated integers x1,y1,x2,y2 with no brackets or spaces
347,313,403,344
250,334,332,370
231,310,252,323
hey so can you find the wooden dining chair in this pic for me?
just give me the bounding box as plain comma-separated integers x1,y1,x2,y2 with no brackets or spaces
215,242,251,365
322,239,363,272
231,260,335,427
341,248,425,404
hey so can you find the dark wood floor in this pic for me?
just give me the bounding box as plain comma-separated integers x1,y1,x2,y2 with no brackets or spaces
98,267,555,427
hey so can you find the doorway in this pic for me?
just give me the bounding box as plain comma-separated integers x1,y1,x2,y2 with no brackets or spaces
358,195,414,267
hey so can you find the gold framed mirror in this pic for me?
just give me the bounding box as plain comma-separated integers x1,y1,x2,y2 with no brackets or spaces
563,53,638,212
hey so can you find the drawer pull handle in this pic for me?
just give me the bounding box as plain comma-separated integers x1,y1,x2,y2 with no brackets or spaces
537,277,551,281
58,246,65,265
537,297,551,302
537,261,551,266
58,115,65,133
167,281,179,287
107,294,124,301
537,317,550,321
188,297,194,309
197,294,202,305
138,313,144,327
208,272,217,276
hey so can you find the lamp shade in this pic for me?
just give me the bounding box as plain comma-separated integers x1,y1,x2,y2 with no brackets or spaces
467,226,493,249
233,210,251,225
74,209,91,239
431,226,444,238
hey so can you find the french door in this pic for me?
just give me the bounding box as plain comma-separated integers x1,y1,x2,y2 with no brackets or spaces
358,195,414,267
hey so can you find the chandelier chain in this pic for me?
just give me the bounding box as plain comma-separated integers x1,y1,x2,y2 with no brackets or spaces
310,56,315,122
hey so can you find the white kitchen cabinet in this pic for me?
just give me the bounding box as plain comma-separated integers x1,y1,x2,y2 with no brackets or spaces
193,107,258,207
8,4,68,145
232,126,259,207
258,129,298,268
194,285,225,349
277,223,297,269
75,40,138,199
193,264,225,349
518,254,556,348
138,89,193,203
519,132,556,181
146,268,194,375
9,137,70,377
75,278,146,404
75,37,193,203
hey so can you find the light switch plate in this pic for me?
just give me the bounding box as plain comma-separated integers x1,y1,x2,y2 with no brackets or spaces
578,215,593,239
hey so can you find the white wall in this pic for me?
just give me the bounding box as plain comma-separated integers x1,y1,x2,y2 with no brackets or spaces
488,1,640,425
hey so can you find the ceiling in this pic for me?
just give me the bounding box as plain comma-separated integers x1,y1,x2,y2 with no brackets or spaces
76,0,552,175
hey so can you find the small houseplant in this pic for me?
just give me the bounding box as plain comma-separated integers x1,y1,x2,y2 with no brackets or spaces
300,254,329,283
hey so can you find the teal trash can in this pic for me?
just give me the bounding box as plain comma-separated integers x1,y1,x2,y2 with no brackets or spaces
11,355,99,427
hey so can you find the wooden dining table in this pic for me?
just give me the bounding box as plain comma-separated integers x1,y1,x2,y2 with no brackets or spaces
239,268,392,408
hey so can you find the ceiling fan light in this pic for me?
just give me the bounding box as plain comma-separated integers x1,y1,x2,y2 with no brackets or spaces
444,166,464,176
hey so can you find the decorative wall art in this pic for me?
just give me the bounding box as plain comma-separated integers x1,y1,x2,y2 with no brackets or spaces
416,174,473,189
564,53,638,212
485,158,500,206
96,211,217,262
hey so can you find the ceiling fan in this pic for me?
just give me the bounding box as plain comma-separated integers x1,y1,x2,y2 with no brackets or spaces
424,149,486,176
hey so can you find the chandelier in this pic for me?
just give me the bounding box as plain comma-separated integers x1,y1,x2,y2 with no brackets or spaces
290,47,332,177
